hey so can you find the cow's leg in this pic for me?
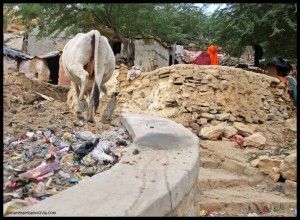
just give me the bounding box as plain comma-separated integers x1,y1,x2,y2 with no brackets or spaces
68,64,89,112
86,85,96,123
71,81,85,119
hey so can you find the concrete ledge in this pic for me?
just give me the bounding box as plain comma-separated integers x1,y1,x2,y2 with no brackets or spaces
10,113,199,216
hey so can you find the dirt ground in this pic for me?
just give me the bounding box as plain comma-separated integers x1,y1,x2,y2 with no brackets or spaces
3,71,131,213
3,71,121,136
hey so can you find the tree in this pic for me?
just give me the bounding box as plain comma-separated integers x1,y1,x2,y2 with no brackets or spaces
5,3,208,47
208,3,297,59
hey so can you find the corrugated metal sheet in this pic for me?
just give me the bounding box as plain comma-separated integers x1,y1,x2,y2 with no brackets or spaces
3,47,61,61
3,47,33,60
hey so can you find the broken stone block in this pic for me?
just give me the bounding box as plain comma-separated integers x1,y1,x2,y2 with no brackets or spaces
233,122,254,137
243,133,267,149
199,102,210,107
199,124,225,140
215,113,230,121
224,126,238,138
210,120,222,126
209,109,218,114
285,118,296,132
197,118,208,125
258,158,282,175
190,123,200,131
228,115,236,122
284,180,296,198
250,159,260,168
20,92,40,105
266,114,275,121
280,152,296,181
201,113,215,119
269,167,280,182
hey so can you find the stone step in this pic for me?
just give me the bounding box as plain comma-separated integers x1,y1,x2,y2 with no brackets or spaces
198,186,296,216
200,158,221,169
198,168,249,190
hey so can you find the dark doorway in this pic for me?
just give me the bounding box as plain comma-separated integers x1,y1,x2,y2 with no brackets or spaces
112,41,122,55
46,56,60,84
253,44,263,67
169,55,173,66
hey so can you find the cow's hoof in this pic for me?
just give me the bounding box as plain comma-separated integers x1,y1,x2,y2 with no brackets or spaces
79,100,88,112
87,117,95,123
76,111,84,120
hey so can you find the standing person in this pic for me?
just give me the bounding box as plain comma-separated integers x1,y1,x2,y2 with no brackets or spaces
253,44,264,67
266,57,297,107
207,44,219,65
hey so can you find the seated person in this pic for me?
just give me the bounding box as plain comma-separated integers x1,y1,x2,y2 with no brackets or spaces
266,57,297,107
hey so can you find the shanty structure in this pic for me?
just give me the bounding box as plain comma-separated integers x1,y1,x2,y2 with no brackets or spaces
3,47,61,84
111,36,173,72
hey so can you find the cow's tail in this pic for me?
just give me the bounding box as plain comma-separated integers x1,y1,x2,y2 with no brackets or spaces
93,30,101,113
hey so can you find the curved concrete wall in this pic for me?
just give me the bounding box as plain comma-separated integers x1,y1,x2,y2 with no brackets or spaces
9,113,199,216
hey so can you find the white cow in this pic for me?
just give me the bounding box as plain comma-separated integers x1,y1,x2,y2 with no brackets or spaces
62,30,115,122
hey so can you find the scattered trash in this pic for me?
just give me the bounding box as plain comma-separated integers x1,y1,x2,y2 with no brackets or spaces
3,127,131,210
44,129,54,138
24,197,39,205
63,132,74,142
81,167,96,176
230,134,245,146
65,178,80,184
75,131,97,141
91,148,115,164
81,154,97,166
74,141,96,159
19,161,60,180
61,152,77,165
32,182,47,197
116,140,127,146
45,177,53,188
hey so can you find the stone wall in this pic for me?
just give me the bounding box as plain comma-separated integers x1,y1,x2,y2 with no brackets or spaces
134,39,170,72
110,64,296,148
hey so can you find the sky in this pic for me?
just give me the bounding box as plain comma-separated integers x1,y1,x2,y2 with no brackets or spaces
195,3,227,15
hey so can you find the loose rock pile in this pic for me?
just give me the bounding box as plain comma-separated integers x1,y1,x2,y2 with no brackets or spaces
107,64,296,198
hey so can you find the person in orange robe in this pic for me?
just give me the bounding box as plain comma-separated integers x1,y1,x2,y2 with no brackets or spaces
207,45,219,65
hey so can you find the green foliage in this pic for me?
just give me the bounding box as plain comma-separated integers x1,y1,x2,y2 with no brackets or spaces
4,3,208,47
4,3,297,59
208,3,297,59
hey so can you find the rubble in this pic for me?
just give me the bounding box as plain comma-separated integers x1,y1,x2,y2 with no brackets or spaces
224,126,238,138
199,124,225,140
243,133,267,149
285,118,296,132
3,127,131,210
258,157,282,175
233,122,254,137
280,152,296,181
284,180,296,198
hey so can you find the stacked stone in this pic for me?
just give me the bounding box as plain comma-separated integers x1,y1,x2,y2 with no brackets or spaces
114,65,295,128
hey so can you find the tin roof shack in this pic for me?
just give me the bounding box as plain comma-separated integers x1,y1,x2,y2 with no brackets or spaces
132,37,170,72
134,37,170,72
27,28,73,56
240,45,255,66
3,47,61,84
